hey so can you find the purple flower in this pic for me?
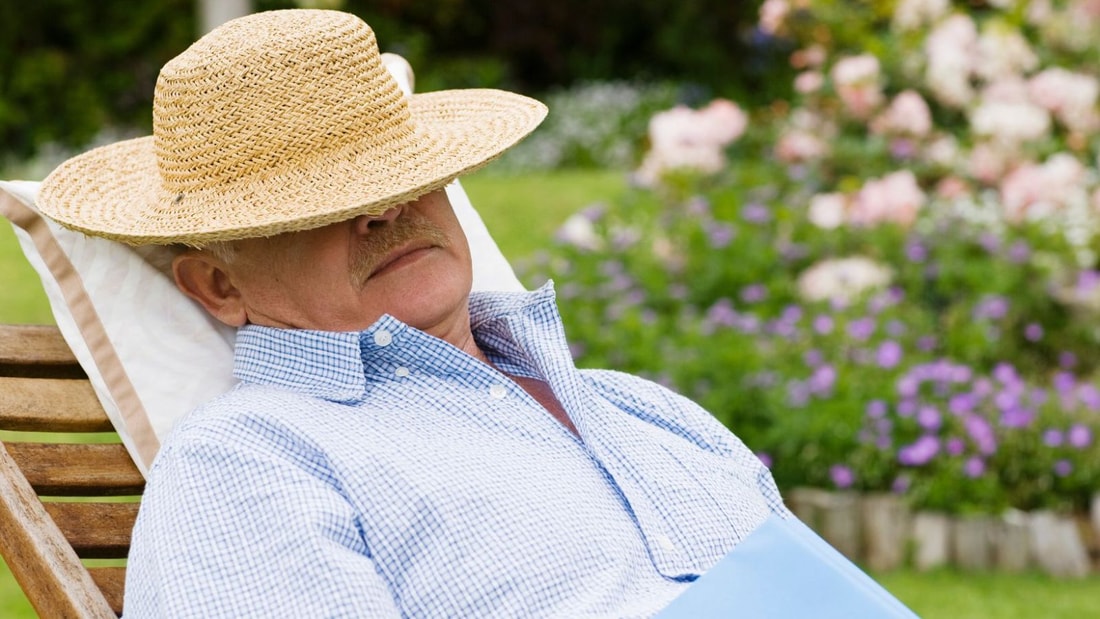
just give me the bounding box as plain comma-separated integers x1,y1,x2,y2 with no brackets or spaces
1078,385,1100,411
1043,429,1065,447
809,365,837,394
1059,351,1078,369
905,241,927,263
1024,323,1044,342
973,295,1009,321
993,362,1020,385
886,320,906,337
740,284,767,303
1052,372,1076,394
707,223,736,249
1007,240,1031,263
685,196,711,216
847,317,876,341
876,341,903,369
742,203,771,224
866,400,888,419
787,380,811,408
917,406,942,431
756,452,773,468
946,437,966,456
949,393,977,416
830,464,855,489
1076,269,1100,293
898,435,941,466
1053,459,1073,477
704,298,737,329
813,315,834,335
891,474,911,494
1000,407,1034,428
897,399,917,417
803,348,824,367
917,335,937,352
963,456,985,478
896,375,920,399
965,415,997,455
1068,424,1093,449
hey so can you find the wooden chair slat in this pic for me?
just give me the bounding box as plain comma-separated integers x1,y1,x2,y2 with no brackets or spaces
88,567,126,617
0,324,84,379
0,376,113,432
42,502,139,559
0,443,117,618
5,443,145,495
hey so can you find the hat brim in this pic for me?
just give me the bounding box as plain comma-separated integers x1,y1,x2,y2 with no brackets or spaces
38,89,547,246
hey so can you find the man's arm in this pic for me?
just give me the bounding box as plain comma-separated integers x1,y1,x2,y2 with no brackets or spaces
123,420,402,617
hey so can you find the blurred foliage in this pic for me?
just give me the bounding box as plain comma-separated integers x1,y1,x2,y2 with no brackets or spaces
0,0,194,159
4,0,794,161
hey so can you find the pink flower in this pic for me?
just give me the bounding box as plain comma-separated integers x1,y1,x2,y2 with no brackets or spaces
1028,68,1100,132
831,55,884,118
850,170,926,227
873,90,932,137
968,143,1010,184
775,130,828,163
794,70,825,94
759,0,790,35
999,153,1086,221
635,99,748,186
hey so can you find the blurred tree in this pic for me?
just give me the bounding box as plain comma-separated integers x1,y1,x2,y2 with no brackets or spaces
0,0,194,159
4,0,791,160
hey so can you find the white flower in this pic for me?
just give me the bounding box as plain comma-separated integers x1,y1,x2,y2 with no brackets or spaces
969,100,1051,144
555,213,603,251
924,14,978,107
797,257,894,304
759,0,790,35
975,23,1038,81
892,0,950,31
808,193,848,229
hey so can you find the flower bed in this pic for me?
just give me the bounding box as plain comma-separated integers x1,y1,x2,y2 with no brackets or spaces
521,0,1100,517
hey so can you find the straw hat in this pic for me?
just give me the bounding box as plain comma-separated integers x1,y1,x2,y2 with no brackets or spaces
37,9,547,246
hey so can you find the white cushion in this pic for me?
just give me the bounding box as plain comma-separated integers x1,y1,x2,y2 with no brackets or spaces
0,55,524,475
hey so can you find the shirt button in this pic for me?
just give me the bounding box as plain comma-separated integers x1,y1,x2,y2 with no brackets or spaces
373,330,393,347
489,384,507,399
395,366,410,378
655,534,676,553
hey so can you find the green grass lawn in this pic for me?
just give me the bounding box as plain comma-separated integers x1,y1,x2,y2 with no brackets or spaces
2,168,1100,616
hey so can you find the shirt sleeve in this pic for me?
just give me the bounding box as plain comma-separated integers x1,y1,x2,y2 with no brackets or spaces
123,418,402,618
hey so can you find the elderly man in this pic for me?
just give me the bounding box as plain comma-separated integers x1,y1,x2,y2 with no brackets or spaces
38,9,788,618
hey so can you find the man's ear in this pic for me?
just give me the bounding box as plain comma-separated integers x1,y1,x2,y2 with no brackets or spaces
172,251,247,327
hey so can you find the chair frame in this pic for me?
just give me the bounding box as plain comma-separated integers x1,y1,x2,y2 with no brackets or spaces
0,324,143,617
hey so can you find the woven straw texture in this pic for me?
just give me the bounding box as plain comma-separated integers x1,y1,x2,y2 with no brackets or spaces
37,9,547,246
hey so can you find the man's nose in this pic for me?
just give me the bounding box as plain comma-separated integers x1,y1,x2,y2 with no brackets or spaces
354,204,403,234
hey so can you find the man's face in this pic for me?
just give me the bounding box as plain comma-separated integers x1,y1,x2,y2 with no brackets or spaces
213,189,473,333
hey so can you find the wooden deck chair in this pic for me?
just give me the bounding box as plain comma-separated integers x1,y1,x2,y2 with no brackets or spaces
0,323,143,617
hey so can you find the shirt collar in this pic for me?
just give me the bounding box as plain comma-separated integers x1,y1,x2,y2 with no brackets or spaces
232,282,562,403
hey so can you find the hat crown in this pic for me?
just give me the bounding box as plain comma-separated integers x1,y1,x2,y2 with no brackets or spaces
152,10,410,193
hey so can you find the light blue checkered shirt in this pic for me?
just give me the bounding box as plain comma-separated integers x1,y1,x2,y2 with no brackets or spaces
124,282,789,618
